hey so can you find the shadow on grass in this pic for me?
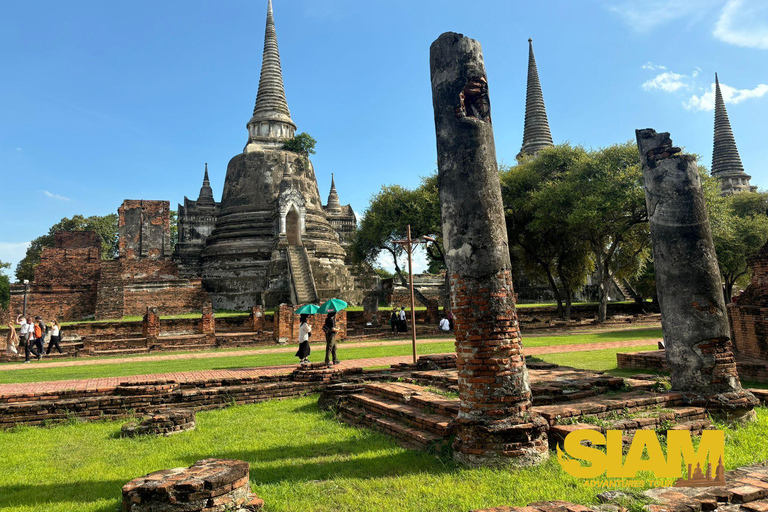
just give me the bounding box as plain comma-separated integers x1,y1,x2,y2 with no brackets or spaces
0,480,124,510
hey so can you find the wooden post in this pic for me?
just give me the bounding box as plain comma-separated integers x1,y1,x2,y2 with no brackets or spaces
407,225,417,364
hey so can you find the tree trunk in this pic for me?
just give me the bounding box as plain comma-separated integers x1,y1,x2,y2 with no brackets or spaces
543,267,563,318
594,255,609,323
723,279,734,306
557,260,572,320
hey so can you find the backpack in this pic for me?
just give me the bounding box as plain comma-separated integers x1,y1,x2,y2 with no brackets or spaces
34,324,42,338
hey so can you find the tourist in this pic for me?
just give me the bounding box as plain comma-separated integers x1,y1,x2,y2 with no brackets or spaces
6,321,19,355
323,311,339,366
447,310,454,330
47,319,63,355
34,316,46,358
389,309,398,333
398,306,407,333
295,314,311,365
439,316,450,332
24,316,40,362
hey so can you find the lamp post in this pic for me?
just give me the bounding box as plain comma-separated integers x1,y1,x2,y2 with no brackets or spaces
393,225,437,364
22,279,29,318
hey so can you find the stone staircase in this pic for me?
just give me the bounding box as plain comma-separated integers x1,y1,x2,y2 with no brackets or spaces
337,382,456,450
333,363,715,452
287,246,318,304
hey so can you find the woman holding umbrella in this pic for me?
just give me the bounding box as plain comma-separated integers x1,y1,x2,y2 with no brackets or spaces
318,298,347,367
295,314,312,365
294,304,319,365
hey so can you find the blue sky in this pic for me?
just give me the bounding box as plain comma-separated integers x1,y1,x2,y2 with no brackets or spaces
1,0,767,278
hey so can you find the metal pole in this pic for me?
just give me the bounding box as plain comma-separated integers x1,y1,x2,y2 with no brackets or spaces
22,282,28,318
407,225,417,364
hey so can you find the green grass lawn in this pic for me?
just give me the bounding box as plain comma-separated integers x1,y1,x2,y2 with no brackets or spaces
1,396,767,512
0,329,663,384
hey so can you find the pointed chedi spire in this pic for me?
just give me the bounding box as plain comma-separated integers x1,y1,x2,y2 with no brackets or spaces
712,73,745,176
712,73,753,194
326,173,341,213
197,163,216,207
246,0,297,151
517,38,554,160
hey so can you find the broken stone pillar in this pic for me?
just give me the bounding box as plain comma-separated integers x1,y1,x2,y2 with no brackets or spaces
142,307,160,343
430,32,548,466
636,128,757,421
362,294,379,326
200,300,215,342
250,306,265,332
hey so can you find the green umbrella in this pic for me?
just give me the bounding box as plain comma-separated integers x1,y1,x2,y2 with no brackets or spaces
318,298,348,314
295,304,320,315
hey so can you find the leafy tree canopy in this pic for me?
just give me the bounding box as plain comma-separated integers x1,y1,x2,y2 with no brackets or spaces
282,132,317,156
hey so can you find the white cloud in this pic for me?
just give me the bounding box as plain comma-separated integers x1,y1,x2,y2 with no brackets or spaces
42,190,70,201
15,147,22,152
606,0,722,32
642,62,666,71
0,242,30,277
684,81,768,111
714,0,768,49
642,72,690,92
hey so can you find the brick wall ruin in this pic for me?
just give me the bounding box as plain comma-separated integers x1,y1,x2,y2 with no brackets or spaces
10,231,102,321
730,242,768,360
118,200,172,260
275,304,347,344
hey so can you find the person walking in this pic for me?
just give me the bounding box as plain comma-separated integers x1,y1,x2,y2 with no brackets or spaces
323,311,339,367
46,319,63,355
34,316,46,358
389,309,398,333
24,316,40,362
295,314,311,365
6,321,19,355
398,306,407,333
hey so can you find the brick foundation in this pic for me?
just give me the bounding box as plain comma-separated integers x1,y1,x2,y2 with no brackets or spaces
121,458,262,512
121,408,196,437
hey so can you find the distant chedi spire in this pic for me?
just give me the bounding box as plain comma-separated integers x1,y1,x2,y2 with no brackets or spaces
518,38,553,160
711,73,754,195
245,0,296,152
197,163,215,207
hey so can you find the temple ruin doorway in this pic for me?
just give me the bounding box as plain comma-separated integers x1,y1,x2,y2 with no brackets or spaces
286,207,302,246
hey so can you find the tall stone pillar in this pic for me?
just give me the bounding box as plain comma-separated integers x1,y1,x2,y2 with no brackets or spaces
430,32,548,466
636,129,757,421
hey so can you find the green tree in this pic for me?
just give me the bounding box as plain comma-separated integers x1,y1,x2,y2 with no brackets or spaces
0,260,10,310
351,174,444,305
501,147,592,319
703,175,768,301
566,142,649,322
170,209,178,252
282,132,317,156
15,214,119,282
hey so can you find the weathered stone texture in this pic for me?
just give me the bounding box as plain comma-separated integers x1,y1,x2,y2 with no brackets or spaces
729,241,768,360
175,165,220,277
121,458,262,512
636,128,757,419
119,200,172,261
121,408,196,437
430,31,547,466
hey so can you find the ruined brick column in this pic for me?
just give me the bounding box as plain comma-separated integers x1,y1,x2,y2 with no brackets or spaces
636,128,757,421
276,304,294,344
250,306,265,332
430,32,548,466
142,307,160,343
200,301,215,343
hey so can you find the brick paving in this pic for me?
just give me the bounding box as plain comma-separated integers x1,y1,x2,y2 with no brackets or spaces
0,338,659,398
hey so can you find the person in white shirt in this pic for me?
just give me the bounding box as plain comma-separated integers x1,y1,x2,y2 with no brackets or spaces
46,319,63,355
398,307,407,333
295,314,311,364
439,317,450,332
19,315,39,362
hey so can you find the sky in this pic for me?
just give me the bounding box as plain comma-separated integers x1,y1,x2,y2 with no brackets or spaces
1,0,767,278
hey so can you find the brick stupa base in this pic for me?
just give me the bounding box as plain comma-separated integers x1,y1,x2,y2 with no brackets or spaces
121,408,196,437
121,458,262,512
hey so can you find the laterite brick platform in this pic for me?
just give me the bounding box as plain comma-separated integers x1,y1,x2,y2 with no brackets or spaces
121,458,262,512
121,408,196,437
617,349,768,383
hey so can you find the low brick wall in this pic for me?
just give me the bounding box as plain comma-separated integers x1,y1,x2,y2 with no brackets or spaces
617,349,768,383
